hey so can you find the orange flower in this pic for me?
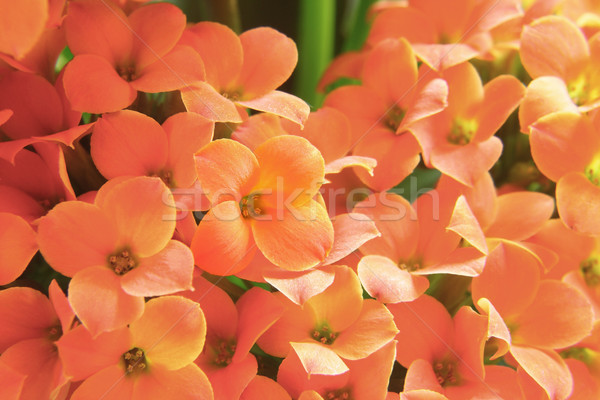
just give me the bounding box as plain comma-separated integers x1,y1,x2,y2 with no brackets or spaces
324,38,448,191
367,0,522,70
529,111,600,234
0,282,75,399
179,22,309,126
519,15,600,131
472,241,594,399
179,276,284,400
62,0,205,113
354,192,487,303
0,71,92,163
411,61,525,187
38,176,194,335
389,295,493,399
61,296,214,400
277,340,397,400
191,136,334,274
232,108,377,177
0,147,76,223
91,109,213,211
257,266,398,376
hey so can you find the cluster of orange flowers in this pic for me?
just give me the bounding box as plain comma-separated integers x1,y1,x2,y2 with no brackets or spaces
1,0,599,399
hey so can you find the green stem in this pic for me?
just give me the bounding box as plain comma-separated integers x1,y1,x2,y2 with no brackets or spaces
296,0,336,108
207,0,241,33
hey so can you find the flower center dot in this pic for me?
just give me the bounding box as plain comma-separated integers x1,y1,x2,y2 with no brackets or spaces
108,248,137,275
311,323,338,345
434,359,460,387
213,339,236,366
447,117,477,145
240,194,263,218
324,388,352,400
122,347,147,374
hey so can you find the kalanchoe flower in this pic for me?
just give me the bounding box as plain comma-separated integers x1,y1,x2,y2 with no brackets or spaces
37,176,194,335
179,22,309,126
62,0,205,113
191,136,334,274
61,296,213,400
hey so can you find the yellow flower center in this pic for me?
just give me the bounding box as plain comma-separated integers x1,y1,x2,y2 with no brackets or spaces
447,117,478,145
108,248,137,276
311,323,338,345
568,72,600,107
122,347,147,375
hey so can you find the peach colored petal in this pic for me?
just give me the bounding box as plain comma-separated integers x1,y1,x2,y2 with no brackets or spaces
121,240,194,297
37,201,119,277
63,55,137,113
237,91,310,127
0,212,37,285
358,255,429,303
556,172,600,235
512,280,593,349
234,287,285,362
0,0,48,59
194,139,259,204
519,76,578,132
305,266,363,332
181,82,244,123
99,176,176,258
510,346,572,400
68,266,145,336
190,201,256,276
91,110,169,180
252,200,333,272
520,15,589,80
332,299,398,360
130,296,206,370
71,365,134,400
264,268,336,306
133,363,214,400
322,213,380,265
56,325,131,381
241,375,291,400
290,342,348,376
236,27,297,98
485,192,555,241
181,22,243,91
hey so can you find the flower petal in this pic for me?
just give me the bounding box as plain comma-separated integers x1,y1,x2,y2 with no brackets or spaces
0,287,56,352
195,139,260,204
252,199,334,271
241,375,291,400
121,240,194,297
71,365,134,400
63,54,137,113
0,0,48,59
254,135,325,206
131,45,206,93
322,213,381,265
264,268,336,306
91,110,169,180
519,76,577,132
128,3,186,68
190,200,256,275
510,346,572,400
556,172,600,235
236,27,297,98
68,266,145,336
512,280,593,349
181,22,243,91
181,82,244,123
237,91,310,127
38,201,118,277
0,213,37,285
290,342,348,376
130,296,206,370
332,299,398,360
358,255,429,303
234,287,285,362
99,176,176,258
